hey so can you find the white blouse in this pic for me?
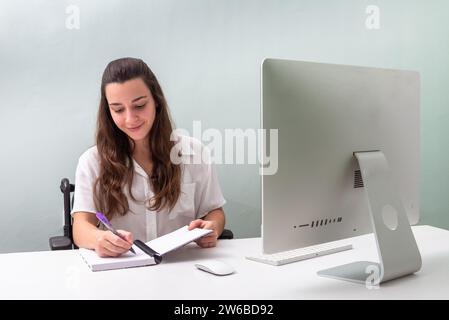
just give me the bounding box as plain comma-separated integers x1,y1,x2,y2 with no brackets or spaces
71,135,226,242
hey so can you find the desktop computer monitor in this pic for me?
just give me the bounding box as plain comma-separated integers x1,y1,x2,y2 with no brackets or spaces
261,58,420,261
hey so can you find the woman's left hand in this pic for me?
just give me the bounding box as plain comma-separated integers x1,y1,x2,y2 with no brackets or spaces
188,219,219,248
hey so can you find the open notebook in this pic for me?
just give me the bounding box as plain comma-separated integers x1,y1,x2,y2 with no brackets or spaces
79,226,212,271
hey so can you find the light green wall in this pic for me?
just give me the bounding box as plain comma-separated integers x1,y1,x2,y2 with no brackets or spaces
0,0,448,253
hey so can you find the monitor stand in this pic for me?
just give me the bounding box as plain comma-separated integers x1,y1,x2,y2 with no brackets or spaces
317,151,422,285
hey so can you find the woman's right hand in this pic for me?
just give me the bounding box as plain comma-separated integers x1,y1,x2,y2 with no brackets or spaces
94,229,134,257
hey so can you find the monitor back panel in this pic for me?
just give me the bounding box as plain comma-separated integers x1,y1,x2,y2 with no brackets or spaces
261,59,420,254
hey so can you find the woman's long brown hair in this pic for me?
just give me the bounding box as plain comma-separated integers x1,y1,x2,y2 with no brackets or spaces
94,57,181,219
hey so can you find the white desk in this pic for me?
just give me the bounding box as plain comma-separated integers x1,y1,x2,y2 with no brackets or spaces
1,225,448,299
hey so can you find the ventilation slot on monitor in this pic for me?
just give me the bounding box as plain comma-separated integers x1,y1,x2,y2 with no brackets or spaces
294,217,343,229
354,170,364,188
309,217,343,228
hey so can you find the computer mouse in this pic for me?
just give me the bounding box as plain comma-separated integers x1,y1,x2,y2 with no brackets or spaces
194,259,235,276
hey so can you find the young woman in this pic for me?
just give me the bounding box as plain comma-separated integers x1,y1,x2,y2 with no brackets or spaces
72,57,226,257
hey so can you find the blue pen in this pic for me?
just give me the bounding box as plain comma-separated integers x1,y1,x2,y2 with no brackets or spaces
96,212,136,255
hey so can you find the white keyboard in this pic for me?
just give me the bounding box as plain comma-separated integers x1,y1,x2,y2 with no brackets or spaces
246,242,353,266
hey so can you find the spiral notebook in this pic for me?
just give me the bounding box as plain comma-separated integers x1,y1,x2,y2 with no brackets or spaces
79,226,213,271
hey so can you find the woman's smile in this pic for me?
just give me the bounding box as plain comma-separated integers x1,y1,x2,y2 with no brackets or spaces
127,123,144,132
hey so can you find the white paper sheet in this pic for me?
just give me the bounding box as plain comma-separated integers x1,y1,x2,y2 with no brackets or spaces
146,226,213,255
